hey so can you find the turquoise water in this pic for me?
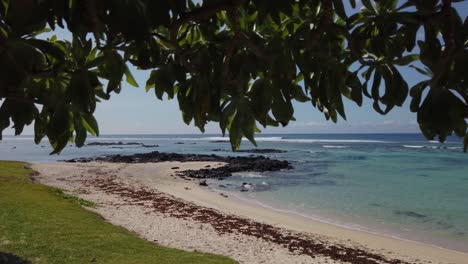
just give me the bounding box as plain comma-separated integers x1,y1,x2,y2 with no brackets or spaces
1,133,467,251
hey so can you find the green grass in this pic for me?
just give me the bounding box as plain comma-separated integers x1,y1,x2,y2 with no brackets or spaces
0,161,236,264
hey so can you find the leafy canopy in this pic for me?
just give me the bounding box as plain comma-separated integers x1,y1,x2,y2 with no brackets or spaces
0,0,467,153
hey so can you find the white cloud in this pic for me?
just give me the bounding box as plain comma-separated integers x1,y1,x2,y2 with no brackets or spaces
383,120,398,125
291,121,327,127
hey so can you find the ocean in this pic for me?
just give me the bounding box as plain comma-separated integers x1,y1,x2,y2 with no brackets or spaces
1,133,467,252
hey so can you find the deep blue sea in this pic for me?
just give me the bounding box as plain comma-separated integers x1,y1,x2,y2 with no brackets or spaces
1,133,467,252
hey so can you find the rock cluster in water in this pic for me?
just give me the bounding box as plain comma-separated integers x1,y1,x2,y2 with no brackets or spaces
65,151,292,179
211,148,287,154
86,142,159,148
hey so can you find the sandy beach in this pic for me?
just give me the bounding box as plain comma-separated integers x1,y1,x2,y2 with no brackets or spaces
32,161,468,264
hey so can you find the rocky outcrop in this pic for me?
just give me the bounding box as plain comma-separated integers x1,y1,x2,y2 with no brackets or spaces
86,142,159,148
65,151,292,179
212,149,287,154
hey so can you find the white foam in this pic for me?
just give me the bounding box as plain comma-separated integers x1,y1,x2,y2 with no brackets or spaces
403,145,462,150
403,145,425,149
322,145,349,149
2,135,390,144
198,137,389,144
448,147,462,150
233,172,265,178
200,136,284,142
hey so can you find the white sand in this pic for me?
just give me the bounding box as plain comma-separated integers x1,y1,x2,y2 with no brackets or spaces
32,162,468,264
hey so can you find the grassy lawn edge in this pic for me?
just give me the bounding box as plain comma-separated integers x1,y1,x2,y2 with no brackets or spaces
0,161,236,264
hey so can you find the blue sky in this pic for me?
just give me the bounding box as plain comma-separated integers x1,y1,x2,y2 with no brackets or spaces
9,1,468,135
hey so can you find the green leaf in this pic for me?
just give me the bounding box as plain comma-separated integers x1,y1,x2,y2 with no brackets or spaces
409,65,431,76
152,68,174,100
373,101,385,115
409,81,429,112
100,51,126,94
361,0,376,13
332,0,347,19
292,84,310,103
229,113,243,151
241,113,257,147
250,79,272,126
347,73,363,106
125,67,139,87
24,39,65,61
49,136,70,155
74,115,87,148
34,111,47,144
362,67,374,98
146,70,157,92
394,55,419,66
0,102,11,140
371,71,382,101
0,0,9,15
81,113,99,136
272,92,293,126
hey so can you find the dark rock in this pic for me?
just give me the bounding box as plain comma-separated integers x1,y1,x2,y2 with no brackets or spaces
219,185,227,188
394,210,427,219
171,167,180,170
212,148,287,153
141,144,159,148
199,180,208,186
175,142,185,145
235,149,287,154
436,220,454,230
87,141,141,146
86,142,158,148
65,151,292,180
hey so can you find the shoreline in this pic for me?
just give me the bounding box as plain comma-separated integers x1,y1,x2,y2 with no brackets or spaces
220,189,468,254
32,161,468,264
